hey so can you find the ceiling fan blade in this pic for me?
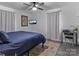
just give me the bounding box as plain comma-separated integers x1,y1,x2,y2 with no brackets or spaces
37,7,44,10
39,2,44,6
28,8,32,11
23,3,31,6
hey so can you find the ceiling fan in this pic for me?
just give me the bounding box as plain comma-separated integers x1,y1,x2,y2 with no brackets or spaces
23,2,44,11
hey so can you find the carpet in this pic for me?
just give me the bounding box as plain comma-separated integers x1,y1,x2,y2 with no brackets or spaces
56,43,79,56
27,41,60,56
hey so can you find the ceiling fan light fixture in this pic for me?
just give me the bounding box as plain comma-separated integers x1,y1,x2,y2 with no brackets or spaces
35,4,39,7
32,7,37,11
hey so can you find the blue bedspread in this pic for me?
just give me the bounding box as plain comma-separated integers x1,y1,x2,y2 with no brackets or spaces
0,31,46,55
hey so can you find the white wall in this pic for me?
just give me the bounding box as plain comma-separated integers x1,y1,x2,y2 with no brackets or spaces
61,3,79,29
29,12,47,38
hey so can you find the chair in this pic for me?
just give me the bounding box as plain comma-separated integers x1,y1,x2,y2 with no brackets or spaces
63,30,75,45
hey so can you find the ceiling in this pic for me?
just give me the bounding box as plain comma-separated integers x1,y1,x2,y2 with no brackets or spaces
0,2,70,11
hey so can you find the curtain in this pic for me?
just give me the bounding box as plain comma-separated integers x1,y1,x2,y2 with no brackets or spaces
55,12,59,40
47,11,60,41
0,11,2,31
0,10,15,32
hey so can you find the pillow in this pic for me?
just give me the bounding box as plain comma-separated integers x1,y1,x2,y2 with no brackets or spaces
0,31,10,43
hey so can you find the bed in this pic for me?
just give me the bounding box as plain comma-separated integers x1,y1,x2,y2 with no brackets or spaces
0,31,46,56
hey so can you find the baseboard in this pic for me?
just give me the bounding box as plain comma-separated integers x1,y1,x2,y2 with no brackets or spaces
46,39,79,46
46,39,61,43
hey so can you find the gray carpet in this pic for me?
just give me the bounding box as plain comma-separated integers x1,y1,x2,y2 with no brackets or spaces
56,43,79,56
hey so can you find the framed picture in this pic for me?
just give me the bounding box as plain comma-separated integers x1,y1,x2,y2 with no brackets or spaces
21,15,28,26
29,19,37,24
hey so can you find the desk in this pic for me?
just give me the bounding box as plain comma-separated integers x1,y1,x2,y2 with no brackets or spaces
61,29,78,46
